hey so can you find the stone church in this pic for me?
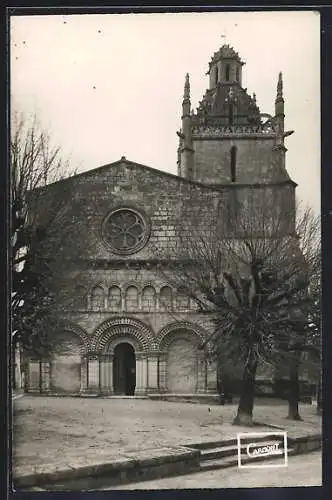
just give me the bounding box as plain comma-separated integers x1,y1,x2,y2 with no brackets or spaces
25,44,296,396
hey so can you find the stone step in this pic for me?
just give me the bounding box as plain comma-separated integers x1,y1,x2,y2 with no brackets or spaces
200,441,286,462
200,448,295,472
201,444,240,461
102,396,149,399
188,433,286,451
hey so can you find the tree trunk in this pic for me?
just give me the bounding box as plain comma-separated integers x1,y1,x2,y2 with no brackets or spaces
287,354,303,420
233,356,257,426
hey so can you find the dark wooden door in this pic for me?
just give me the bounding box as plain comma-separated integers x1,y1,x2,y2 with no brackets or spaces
113,343,136,395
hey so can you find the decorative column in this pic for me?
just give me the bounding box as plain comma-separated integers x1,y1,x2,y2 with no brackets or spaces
100,353,113,395
147,352,159,393
86,351,100,394
138,290,142,310
135,352,148,395
158,351,167,393
80,355,88,393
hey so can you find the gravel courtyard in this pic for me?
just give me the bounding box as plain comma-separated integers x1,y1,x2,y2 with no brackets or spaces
13,396,321,475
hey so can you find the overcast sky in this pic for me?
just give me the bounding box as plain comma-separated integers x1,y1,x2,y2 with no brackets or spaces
11,11,320,213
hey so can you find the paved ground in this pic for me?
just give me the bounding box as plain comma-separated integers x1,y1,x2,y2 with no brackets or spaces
13,395,321,477
111,452,322,489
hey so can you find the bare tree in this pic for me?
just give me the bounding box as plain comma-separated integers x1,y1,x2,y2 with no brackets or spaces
302,241,321,415
281,204,321,420
11,112,115,394
11,111,77,360
159,189,321,426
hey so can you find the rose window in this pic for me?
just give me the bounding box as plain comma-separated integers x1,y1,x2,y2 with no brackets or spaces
103,208,150,255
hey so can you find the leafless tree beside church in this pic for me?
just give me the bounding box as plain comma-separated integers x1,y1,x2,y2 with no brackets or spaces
159,188,321,426
11,112,79,365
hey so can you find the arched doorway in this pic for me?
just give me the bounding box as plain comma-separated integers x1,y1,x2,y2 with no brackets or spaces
113,342,136,395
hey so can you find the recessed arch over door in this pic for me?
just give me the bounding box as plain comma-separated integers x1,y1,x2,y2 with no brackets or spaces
93,318,156,397
91,317,156,353
165,330,200,394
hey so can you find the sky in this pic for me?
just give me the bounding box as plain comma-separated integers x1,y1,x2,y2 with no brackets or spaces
10,11,320,213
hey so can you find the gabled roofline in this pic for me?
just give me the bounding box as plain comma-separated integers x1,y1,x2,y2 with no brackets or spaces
32,156,298,194
33,157,224,193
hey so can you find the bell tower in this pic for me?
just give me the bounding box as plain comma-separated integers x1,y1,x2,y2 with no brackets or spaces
176,43,295,188
208,44,244,89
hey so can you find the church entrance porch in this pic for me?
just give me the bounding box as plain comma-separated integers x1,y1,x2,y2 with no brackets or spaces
25,319,215,396
113,342,136,395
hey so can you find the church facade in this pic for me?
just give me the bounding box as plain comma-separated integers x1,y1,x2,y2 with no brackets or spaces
25,44,297,396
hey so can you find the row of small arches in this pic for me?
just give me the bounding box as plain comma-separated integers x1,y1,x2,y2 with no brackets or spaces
72,285,193,312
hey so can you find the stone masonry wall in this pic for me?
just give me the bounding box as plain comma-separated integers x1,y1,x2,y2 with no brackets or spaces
58,266,213,340
192,137,289,185
49,160,221,263
31,158,299,395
